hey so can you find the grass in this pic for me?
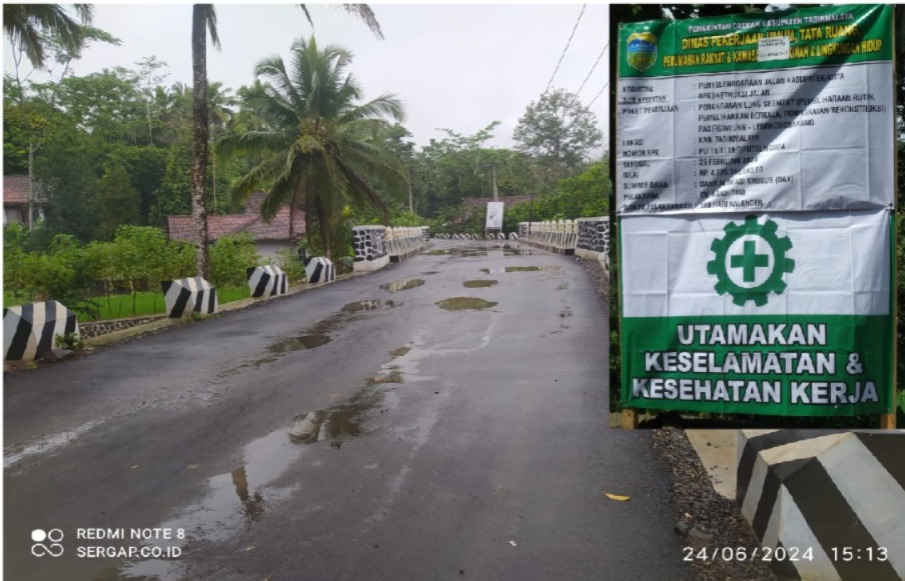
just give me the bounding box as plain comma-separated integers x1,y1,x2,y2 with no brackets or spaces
4,285,252,322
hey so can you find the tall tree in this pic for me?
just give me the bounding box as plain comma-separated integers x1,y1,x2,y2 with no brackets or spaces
191,4,219,278
512,89,602,181
216,37,408,259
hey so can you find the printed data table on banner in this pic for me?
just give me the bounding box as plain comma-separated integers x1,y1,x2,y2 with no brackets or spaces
615,4,896,417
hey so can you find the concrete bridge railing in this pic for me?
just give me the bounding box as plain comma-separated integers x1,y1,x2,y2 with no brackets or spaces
354,225,430,272
518,217,609,268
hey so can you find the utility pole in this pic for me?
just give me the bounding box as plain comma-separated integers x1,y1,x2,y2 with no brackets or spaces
492,165,499,202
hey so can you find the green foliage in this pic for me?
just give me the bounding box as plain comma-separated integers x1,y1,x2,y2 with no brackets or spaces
512,89,603,179
217,36,409,259
210,233,261,288
55,331,84,351
272,248,305,284
97,161,142,239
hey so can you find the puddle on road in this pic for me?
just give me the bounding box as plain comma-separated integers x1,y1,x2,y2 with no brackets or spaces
502,245,531,256
222,301,396,374
381,279,425,293
463,279,498,288
390,347,411,358
426,247,487,258
436,297,498,311
118,383,388,580
341,300,397,313
505,266,542,272
421,271,439,275
289,387,382,447
557,283,570,291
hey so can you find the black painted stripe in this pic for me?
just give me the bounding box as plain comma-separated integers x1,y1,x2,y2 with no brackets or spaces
6,305,33,360
171,288,190,318
750,458,812,542
854,433,905,494
310,263,324,283
747,430,842,453
36,301,56,356
207,288,216,313
64,311,76,336
736,440,759,510
784,459,901,581
770,540,803,581
253,273,269,298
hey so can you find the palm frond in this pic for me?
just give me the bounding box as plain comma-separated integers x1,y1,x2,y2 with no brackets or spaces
228,154,285,207
215,130,293,160
339,4,384,41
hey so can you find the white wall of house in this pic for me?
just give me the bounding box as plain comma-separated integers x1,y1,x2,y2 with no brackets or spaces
255,240,294,261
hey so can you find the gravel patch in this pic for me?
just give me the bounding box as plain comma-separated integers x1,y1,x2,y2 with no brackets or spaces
576,255,777,581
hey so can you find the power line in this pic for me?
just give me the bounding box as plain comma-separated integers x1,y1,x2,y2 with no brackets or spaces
544,4,587,94
588,81,609,108
576,42,608,96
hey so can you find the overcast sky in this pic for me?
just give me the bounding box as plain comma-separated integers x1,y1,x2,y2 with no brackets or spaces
3,3,611,151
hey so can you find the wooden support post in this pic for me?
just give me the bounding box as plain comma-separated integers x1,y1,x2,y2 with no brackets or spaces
621,409,638,430
880,412,896,429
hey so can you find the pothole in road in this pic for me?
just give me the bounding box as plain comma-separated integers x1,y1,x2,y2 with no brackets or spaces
390,347,411,358
381,279,425,293
436,297,498,311
341,300,397,313
421,271,440,275
462,279,498,288
505,266,542,272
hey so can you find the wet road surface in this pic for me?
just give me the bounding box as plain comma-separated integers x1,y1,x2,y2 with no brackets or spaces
4,240,694,581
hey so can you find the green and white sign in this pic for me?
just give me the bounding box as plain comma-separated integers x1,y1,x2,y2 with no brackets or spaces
617,5,896,416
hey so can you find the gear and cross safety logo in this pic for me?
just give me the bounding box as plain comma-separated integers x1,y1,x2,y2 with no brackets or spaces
707,215,795,307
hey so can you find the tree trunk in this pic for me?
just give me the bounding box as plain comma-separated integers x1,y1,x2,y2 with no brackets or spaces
28,139,36,231
317,202,332,260
191,5,211,279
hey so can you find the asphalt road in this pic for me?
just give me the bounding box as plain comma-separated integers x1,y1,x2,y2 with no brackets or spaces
4,240,694,581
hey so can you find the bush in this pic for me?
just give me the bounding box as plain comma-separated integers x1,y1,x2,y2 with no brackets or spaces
272,247,305,284
210,233,261,287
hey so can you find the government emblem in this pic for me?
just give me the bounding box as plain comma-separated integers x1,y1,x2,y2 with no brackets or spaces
626,32,657,72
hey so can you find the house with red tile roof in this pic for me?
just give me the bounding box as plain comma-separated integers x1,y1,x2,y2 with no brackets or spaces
166,193,305,259
3,175,48,226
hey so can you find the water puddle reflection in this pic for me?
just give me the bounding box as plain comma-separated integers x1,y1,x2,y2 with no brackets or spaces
462,280,498,288
436,297,498,311
341,300,397,313
381,279,425,293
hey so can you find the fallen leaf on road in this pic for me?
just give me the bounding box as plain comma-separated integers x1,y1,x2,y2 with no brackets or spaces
130,464,139,470
509,540,517,547
604,492,631,501
186,464,198,470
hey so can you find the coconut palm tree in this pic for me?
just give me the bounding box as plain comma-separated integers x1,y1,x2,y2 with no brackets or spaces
215,36,408,259
191,4,219,278
3,4,94,69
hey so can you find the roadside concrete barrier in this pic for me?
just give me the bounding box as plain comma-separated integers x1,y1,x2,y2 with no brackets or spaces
575,217,611,270
736,429,905,581
305,256,335,284
247,265,288,297
353,225,389,272
162,276,218,318
3,300,79,360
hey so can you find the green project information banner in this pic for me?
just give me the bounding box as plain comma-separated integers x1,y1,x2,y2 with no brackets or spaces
616,5,895,416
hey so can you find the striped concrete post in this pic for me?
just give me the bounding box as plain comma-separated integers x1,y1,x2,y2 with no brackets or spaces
247,265,288,297
305,256,335,283
736,429,905,581
3,301,79,360
162,277,218,318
